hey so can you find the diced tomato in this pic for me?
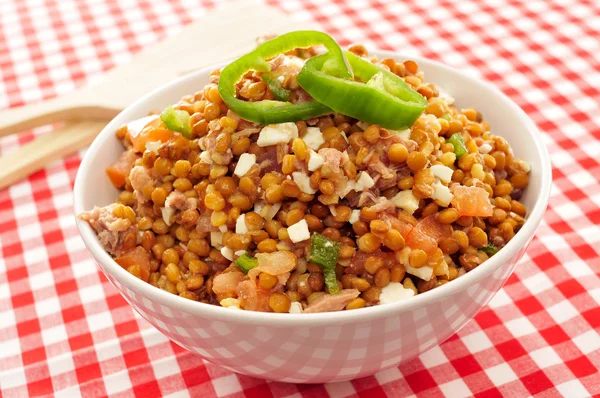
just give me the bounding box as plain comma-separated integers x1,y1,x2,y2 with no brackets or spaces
130,118,174,153
451,186,493,217
105,150,137,188
115,247,152,282
212,272,244,295
382,213,414,238
237,280,271,312
405,215,453,254
230,251,297,312
248,251,297,281
132,128,174,153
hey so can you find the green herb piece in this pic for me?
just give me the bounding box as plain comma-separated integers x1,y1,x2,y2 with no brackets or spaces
160,105,192,138
308,233,340,294
235,253,258,273
479,243,499,256
448,132,468,159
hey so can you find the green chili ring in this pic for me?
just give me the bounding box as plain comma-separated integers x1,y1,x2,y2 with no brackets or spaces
218,31,353,125
297,51,427,130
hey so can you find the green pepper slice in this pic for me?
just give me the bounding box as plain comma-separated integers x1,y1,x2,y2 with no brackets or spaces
323,268,340,295
235,253,258,273
297,51,427,130
218,31,352,125
308,233,340,294
448,133,468,159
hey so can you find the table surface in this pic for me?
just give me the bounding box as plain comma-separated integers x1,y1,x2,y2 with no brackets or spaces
1,0,599,397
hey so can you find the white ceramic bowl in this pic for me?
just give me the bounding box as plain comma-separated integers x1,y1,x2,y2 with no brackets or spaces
74,50,551,383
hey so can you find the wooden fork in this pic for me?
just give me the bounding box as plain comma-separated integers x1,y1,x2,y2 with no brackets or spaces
0,1,315,190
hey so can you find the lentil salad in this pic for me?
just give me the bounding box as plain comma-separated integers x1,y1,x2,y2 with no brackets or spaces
80,32,530,314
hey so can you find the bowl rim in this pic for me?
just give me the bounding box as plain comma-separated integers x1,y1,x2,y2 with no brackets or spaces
74,49,552,326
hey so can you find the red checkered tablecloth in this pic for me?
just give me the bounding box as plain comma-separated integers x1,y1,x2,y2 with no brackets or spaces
1,0,599,396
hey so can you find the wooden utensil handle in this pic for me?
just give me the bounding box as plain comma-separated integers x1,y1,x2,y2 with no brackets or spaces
0,92,118,138
0,121,106,189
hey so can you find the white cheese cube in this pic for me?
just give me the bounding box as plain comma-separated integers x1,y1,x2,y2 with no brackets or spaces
405,265,434,281
302,127,325,150
431,180,454,206
234,153,256,177
289,301,303,314
221,246,234,261
220,298,241,309
265,202,281,221
287,219,310,243
430,164,454,183
391,190,420,215
380,282,415,305
199,151,213,164
479,143,493,154
349,209,361,224
160,207,175,226
354,172,375,191
308,150,324,171
219,225,228,233
210,231,223,248
236,213,248,235
292,172,316,194
253,200,265,216
257,122,298,147
234,250,247,257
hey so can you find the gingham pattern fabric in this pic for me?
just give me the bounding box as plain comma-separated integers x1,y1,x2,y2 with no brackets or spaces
0,0,598,396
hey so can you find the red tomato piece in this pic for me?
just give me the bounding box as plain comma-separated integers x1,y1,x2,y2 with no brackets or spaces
451,186,493,217
405,215,453,254
115,246,152,282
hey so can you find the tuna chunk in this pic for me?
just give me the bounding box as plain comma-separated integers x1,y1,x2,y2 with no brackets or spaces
165,191,198,212
129,166,154,202
368,159,395,180
318,148,344,174
165,191,186,209
303,289,361,313
368,196,396,213
318,148,347,186
78,204,137,256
